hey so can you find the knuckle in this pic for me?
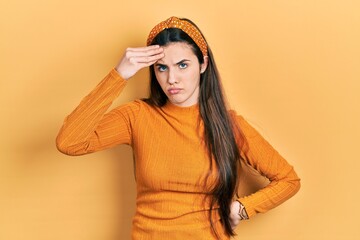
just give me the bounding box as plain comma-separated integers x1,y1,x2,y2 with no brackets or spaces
129,57,136,64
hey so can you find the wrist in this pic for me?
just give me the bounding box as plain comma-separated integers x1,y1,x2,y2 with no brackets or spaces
236,200,249,220
114,66,129,80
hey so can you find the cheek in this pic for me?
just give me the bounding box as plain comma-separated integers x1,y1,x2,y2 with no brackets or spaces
185,70,201,86
154,71,162,83
154,73,167,90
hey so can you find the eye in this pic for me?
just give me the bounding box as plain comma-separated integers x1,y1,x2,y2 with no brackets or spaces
157,65,167,72
179,63,188,69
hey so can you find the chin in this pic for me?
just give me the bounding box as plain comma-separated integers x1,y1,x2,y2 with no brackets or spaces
169,97,183,104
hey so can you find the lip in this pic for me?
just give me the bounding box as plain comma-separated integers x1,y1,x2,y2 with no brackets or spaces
168,88,182,95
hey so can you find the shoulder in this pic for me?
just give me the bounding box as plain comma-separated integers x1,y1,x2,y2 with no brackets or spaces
228,109,246,126
228,110,258,138
111,99,159,117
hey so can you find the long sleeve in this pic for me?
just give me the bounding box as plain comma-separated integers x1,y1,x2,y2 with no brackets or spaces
236,115,301,218
56,69,139,155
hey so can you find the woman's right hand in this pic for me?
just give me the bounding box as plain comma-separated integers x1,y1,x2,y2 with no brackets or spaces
115,45,164,80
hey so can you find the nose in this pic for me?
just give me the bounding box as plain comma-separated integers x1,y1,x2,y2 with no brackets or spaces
167,69,177,85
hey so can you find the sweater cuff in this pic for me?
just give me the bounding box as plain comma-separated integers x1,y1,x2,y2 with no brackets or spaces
110,68,126,82
237,197,256,218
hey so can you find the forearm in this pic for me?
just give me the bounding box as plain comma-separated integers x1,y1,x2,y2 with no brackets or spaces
236,115,301,218
56,69,127,155
237,170,300,218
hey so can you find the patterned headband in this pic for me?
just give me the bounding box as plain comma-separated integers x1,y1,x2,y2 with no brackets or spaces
146,16,208,57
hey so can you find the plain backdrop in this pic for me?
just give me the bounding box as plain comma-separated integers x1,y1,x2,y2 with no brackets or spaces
1,0,359,239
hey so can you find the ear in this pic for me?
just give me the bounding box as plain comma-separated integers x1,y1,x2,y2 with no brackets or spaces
200,56,209,74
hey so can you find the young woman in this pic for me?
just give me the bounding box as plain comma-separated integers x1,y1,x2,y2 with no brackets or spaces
56,16,300,239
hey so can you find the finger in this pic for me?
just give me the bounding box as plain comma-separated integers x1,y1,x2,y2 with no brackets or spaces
133,53,164,64
136,62,155,70
126,47,163,58
126,45,161,52
138,58,161,68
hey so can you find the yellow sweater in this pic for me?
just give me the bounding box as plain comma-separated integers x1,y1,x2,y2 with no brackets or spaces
56,69,300,239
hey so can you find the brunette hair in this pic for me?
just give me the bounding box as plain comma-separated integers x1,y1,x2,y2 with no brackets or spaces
145,18,243,238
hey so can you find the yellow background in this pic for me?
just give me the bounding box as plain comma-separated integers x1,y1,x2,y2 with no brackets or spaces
1,0,359,239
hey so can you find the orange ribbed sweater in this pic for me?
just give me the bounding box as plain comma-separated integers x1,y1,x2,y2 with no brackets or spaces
56,69,300,239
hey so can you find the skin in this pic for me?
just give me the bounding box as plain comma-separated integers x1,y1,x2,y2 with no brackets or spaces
115,43,242,228
153,42,207,107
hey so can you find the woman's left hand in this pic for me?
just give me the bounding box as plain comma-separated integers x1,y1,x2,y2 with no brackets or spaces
229,201,241,229
229,200,249,229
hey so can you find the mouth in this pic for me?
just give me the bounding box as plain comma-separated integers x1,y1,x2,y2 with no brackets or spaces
168,88,182,95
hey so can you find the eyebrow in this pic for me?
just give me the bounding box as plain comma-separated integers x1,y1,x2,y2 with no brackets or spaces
155,59,191,67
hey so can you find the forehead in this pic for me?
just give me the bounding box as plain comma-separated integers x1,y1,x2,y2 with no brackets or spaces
158,42,197,63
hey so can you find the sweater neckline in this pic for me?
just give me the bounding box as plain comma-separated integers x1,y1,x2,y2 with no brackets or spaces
162,101,199,115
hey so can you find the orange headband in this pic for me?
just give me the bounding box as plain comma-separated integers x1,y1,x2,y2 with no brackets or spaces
146,16,208,57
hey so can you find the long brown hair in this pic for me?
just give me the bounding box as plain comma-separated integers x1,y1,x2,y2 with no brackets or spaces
145,18,244,238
